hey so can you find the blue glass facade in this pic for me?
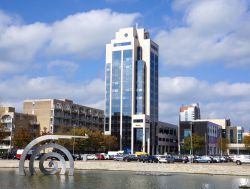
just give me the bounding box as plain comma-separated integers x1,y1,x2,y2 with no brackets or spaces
105,28,159,154
122,50,132,150
111,51,122,144
108,50,133,151
150,50,159,154
134,128,143,152
105,63,111,131
135,60,145,114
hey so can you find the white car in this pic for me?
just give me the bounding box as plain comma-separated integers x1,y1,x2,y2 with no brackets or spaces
87,154,97,160
158,155,168,163
233,155,250,165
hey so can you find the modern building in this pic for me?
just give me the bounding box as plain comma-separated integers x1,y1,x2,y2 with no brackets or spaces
179,120,222,155
104,27,159,154
158,121,178,154
0,107,39,153
179,103,200,122
200,119,231,138
23,99,104,134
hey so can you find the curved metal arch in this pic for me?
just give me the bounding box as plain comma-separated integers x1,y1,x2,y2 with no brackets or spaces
19,135,88,176
39,152,66,175
29,143,73,175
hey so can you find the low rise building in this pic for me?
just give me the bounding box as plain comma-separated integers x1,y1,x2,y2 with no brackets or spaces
227,126,246,154
179,120,221,155
0,107,39,153
23,99,104,134
157,121,178,154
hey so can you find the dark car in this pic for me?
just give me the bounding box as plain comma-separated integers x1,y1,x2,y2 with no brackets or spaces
123,155,138,162
142,155,158,163
173,155,189,163
1,153,16,160
137,155,147,162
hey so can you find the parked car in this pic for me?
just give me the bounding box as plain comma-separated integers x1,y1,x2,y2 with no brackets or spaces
137,155,147,162
113,155,124,161
96,154,105,160
142,155,158,163
15,149,33,160
193,156,212,163
87,154,97,160
35,153,45,160
224,156,233,162
158,155,174,163
233,155,250,165
173,155,189,163
123,154,138,162
211,156,221,163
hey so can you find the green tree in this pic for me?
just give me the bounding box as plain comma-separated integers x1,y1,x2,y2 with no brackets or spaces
57,127,118,153
217,138,229,155
103,135,118,151
183,134,205,155
243,135,250,152
13,126,39,148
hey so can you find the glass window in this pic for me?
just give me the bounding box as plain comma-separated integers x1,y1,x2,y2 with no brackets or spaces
184,129,191,137
114,42,131,47
135,60,145,114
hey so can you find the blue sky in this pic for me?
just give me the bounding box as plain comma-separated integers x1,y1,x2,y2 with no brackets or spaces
0,0,250,130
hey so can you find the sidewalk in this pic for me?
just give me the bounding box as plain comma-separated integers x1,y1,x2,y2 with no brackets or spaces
0,160,248,176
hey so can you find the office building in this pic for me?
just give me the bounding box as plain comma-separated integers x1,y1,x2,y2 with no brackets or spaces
23,99,104,134
158,121,178,154
0,107,39,153
227,126,247,154
179,120,221,155
200,119,231,138
104,27,159,154
179,103,200,122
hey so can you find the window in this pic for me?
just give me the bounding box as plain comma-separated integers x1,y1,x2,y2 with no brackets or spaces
133,119,143,123
114,42,131,47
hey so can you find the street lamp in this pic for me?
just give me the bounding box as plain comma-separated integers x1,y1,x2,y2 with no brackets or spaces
190,122,193,163
72,124,76,155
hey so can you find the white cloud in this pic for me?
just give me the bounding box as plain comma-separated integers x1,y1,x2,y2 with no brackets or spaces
0,76,105,111
156,0,250,67
0,9,139,74
160,76,250,102
159,76,250,129
47,9,140,57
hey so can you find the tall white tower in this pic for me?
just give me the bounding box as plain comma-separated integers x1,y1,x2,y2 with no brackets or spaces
104,27,159,154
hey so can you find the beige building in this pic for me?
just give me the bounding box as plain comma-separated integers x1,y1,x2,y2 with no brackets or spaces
200,119,231,129
0,107,39,153
23,99,104,134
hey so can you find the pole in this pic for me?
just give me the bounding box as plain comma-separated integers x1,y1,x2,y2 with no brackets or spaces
205,132,207,156
190,122,193,163
220,132,222,156
73,124,75,155
237,132,239,155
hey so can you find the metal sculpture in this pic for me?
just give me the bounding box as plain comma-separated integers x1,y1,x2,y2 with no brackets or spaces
19,135,88,176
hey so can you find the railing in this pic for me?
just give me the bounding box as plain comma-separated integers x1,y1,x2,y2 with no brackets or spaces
0,145,11,149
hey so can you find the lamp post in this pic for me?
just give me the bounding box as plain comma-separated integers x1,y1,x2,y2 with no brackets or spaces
73,124,76,155
190,122,193,163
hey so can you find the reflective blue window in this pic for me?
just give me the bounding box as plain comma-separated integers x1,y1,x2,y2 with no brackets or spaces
114,42,131,47
135,60,145,114
105,63,111,131
122,50,132,116
111,51,121,115
184,129,191,137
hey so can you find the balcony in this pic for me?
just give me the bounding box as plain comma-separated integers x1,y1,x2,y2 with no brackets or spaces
54,103,62,110
0,144,11,150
